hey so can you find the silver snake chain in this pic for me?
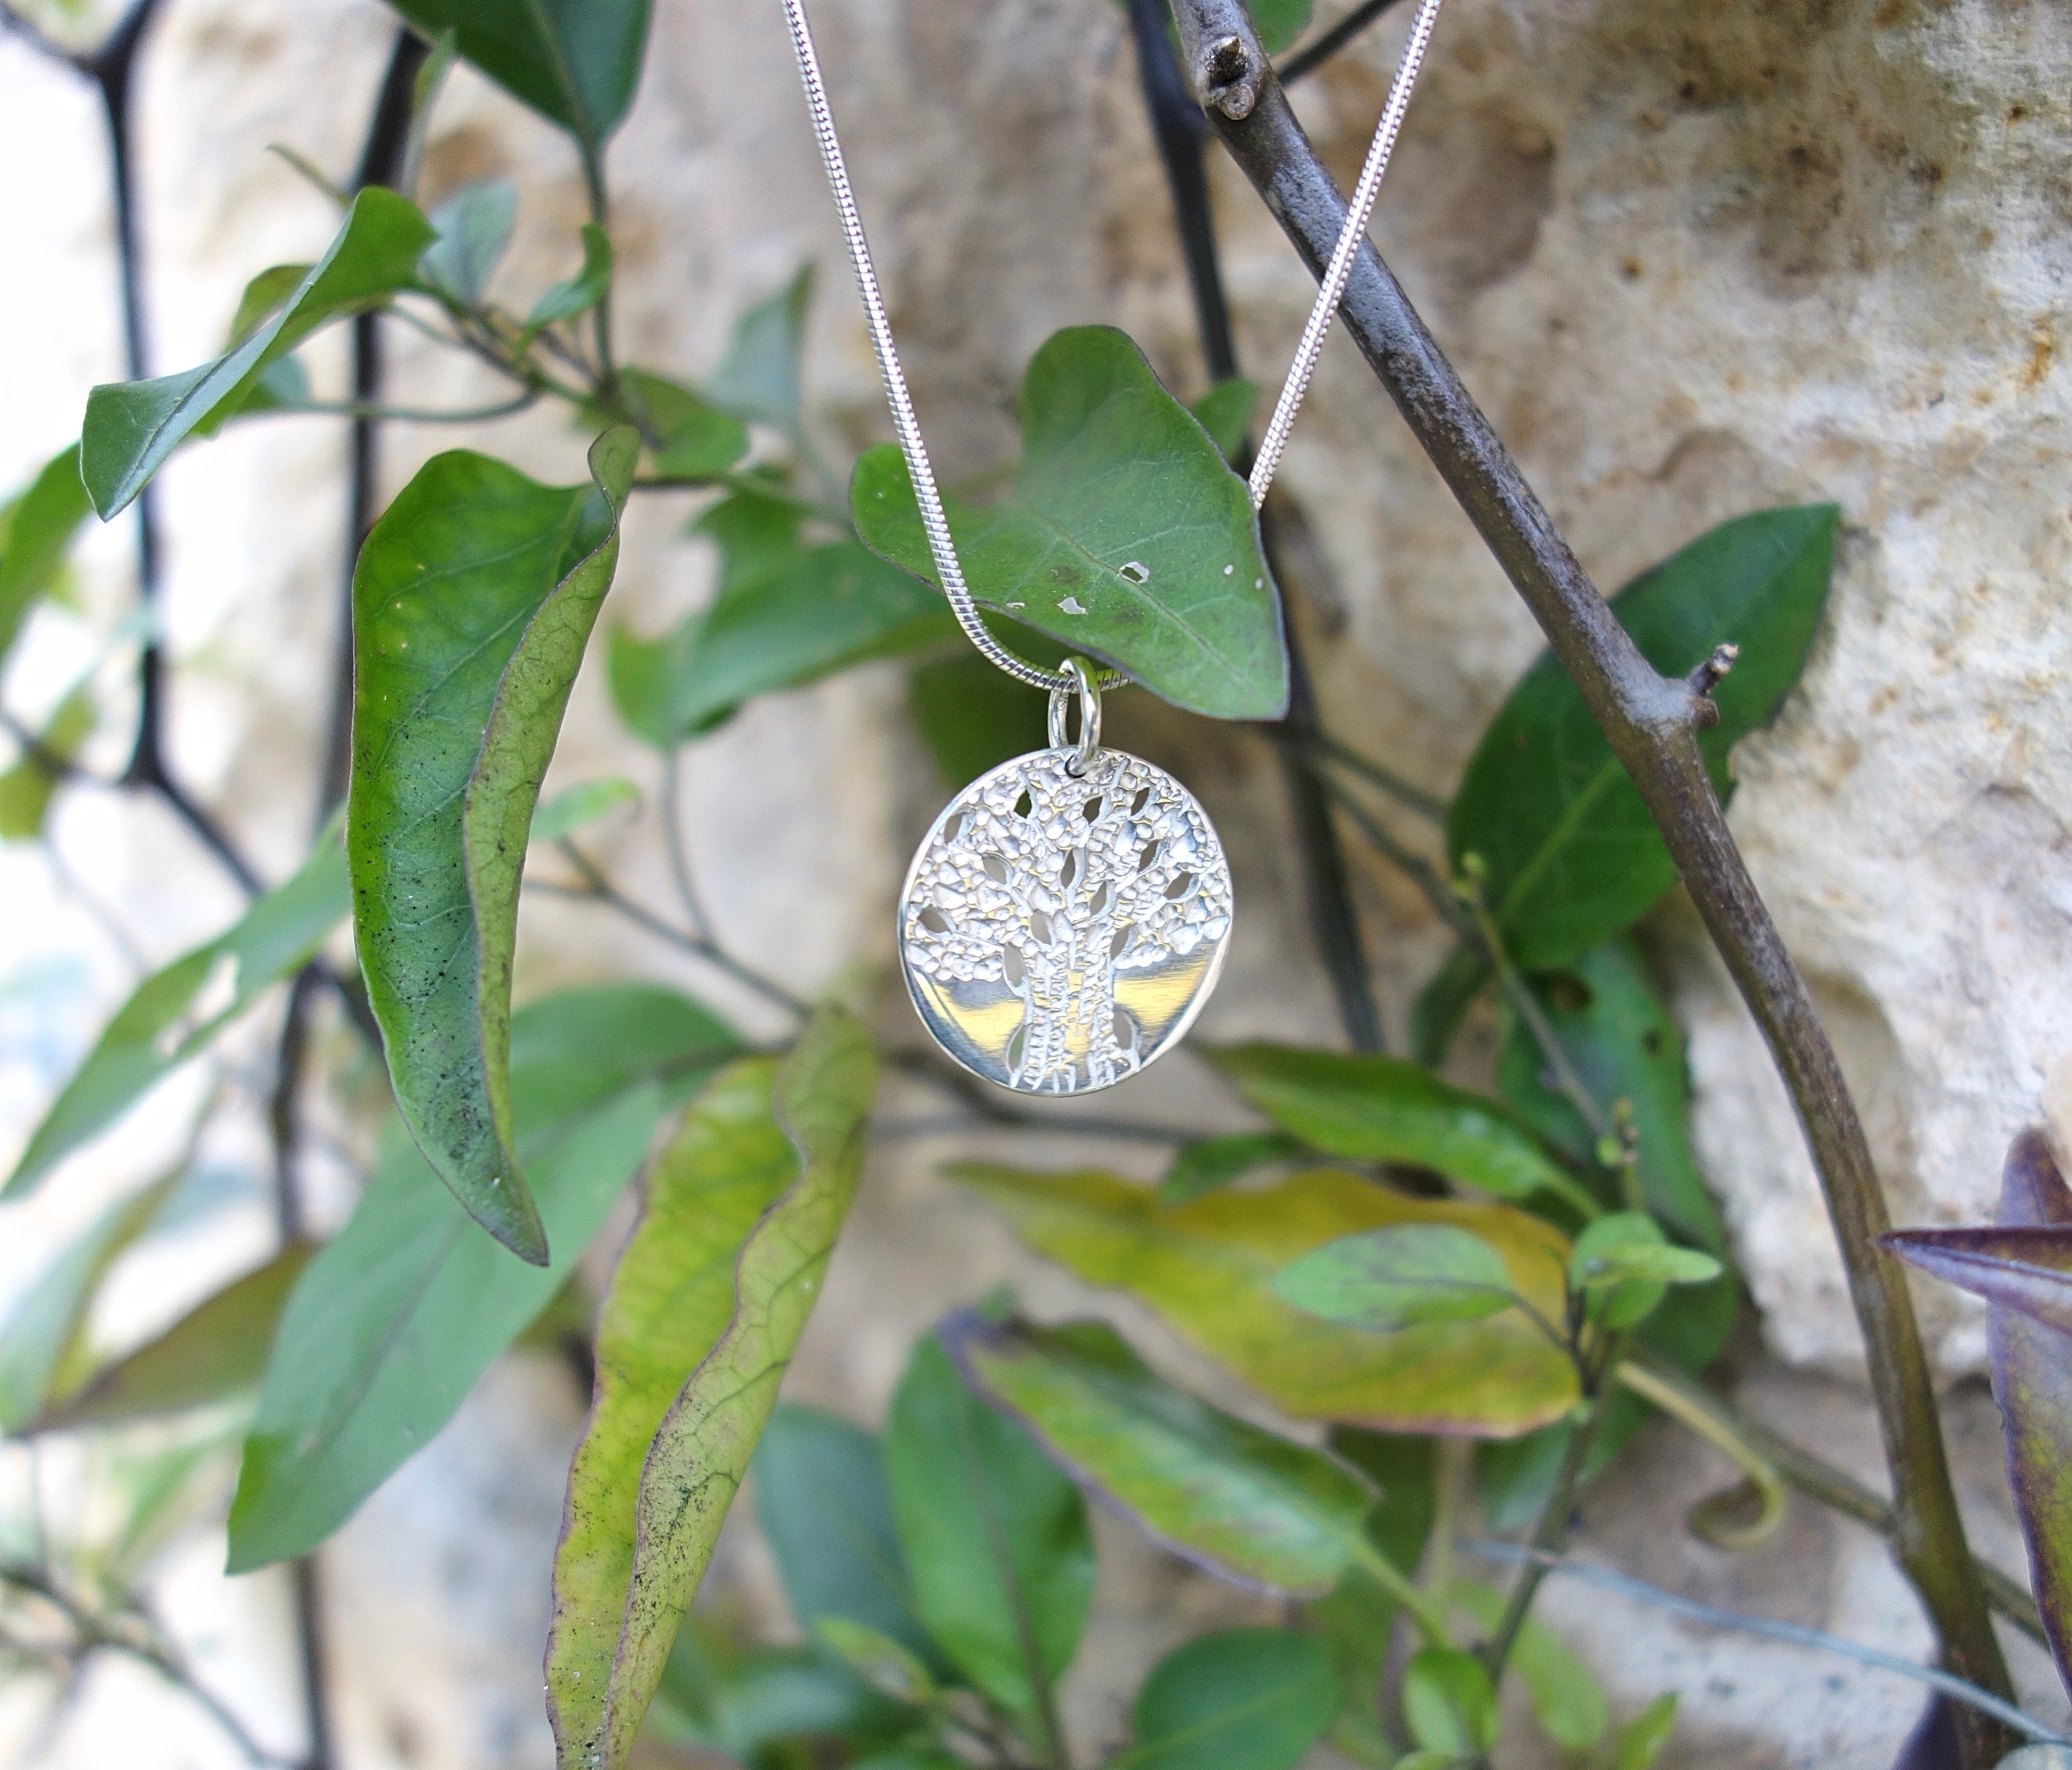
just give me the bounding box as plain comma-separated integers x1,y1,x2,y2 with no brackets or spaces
777,0,1447,696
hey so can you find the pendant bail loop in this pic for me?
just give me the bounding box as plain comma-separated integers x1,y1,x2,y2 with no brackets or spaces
1048,656,1102,776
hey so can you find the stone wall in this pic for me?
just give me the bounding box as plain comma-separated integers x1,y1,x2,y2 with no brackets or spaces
3,0,2070,1765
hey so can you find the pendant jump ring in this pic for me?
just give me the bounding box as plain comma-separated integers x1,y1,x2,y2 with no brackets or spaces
1047,655,1101,776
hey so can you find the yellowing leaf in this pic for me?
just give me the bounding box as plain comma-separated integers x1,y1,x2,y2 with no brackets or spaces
948,1165,1578,1437
546,1008,876,1770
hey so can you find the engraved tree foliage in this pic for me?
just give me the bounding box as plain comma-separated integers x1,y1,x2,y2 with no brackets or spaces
903,752,1231,1091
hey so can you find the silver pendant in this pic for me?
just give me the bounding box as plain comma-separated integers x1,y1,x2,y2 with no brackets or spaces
897,660,1232,1094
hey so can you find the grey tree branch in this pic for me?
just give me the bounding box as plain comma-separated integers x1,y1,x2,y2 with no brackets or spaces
1164,2,2013,1757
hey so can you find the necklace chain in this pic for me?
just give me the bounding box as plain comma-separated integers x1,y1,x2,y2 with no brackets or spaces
779,0,1445,695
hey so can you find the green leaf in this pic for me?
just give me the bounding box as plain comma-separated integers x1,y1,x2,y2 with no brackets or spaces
384,0,652,148
0,683,94,840
226,264,317,347
653,1622,915,1761
1448,505,1837,970
1248,0,1314,56
1568,1212,1716,1328
611,542,956,748
811,1617,935,1706
525,222,612,334
1402,1647,1498,1757
1208,1044,1595,1212
1126,1627,1337,1770
945,1313,1379,1598
349,428,637,1264
1189,378,1257,466
530,776,638,843
6,825,350,1199
1449,1581,1606,1751
0,1173,177,1431
1982,1130,2072,1697
82,187,435,517
1159,1130,1306,1206
949,1164,1579,1435
417,178,517,302
707,265,812,440
1497,937,1726,1252
852,326,1288,720
0,443,91,671
548,1007,875,1770
31,1246,312,1433
905,653,1050,790
884,1330,1094,1720
608,370,748,478
546,1055,807,1749
753,1405,936,1662
1613,1693,1679,1770
226,983,738,1572
1275,1225,1521,1331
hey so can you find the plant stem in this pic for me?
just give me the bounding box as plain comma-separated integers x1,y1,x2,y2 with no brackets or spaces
1166,8,2014,1754
577,143,617,394
535,844,810,1020
1311,730,1447,822
659,749,714,941
1619,1348,2046,1647
1481,1388,1608,1682
1124,0,1383,1052
1613,1356,1786,1549
1278,0,1406,86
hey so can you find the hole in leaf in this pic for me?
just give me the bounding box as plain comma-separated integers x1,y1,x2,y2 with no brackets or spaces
919,907,951,934
1029,909,1053,944
1007,1023,1028,1071
1164,872,1195,900
1118,560,1150,584
1139,841,1161,870
1001,945,1026,987
1061,851,1077,890
1109,922,1134,959
1131,786,1151,815
1089,882,1114,918
1547,974,1592,1015
1083,798,1103,823
982,853,1010,884
942,811,968,845
1014,789,1034,818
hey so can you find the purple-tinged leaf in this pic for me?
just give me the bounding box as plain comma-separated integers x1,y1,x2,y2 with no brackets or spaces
1985,1129,2072,1700
1881,1225,2072,1337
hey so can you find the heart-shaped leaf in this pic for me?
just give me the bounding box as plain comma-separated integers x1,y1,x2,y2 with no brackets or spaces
83,187,434,517
852,326,1287,720
1449,505,1837,970
942,1312,1381,1598
949,1164,1578,1436
349,429,636,1264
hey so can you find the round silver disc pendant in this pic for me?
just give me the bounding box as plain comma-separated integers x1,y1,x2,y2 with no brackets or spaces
898,745,1232,1095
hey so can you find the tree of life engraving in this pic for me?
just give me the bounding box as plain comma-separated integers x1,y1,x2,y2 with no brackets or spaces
898,748,1232,1094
